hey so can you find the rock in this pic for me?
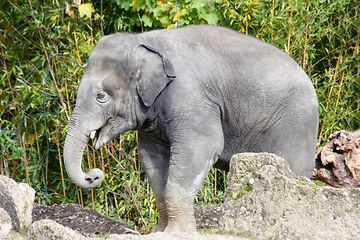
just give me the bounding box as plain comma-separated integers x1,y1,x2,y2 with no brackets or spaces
0,207,12,237
28,219,87,240
0,175,35,232
32,203,139,237
219,152,360,240
106,232,247,240
0,183,21,233
312,130,360,188
28,220,247,240
194,204,223,230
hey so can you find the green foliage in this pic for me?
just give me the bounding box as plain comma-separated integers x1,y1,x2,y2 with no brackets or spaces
0,120,23,162
312,180,329,187
111,0,223,30
0,0,359,233
298,180,305,185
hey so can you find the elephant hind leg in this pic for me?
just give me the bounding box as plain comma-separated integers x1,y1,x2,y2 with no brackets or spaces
269,116,318,177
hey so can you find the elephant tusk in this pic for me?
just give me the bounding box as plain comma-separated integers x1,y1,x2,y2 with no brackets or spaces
90,130,96,139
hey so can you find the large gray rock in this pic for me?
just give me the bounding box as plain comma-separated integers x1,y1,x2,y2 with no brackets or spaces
32,203,139,237
28,219,247,240
194,204,223,230
0,175,35,232
28,220,87,240
0,183,20,233
0,207,12,237
219,153,360,240
106,232,247,240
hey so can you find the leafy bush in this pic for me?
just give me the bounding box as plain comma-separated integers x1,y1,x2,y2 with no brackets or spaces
0,0,359,233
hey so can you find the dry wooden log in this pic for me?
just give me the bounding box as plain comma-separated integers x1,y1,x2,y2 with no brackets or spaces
311,130,360,188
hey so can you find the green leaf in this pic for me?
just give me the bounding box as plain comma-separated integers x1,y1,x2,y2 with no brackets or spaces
121,1,131,11
192,1,203,11
113,0,131,10
153,6,163,17
159,16,170,25
205,12,219,25
79,3,92,18
181,8,191,16
141,14,153,27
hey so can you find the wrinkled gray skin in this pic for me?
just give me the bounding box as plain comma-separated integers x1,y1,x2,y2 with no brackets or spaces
64,25,319,232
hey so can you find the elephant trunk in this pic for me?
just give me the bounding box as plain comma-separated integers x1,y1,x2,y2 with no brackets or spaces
63,116,104,189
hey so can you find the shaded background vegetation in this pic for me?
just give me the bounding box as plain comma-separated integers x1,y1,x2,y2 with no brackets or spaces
1,0,359,233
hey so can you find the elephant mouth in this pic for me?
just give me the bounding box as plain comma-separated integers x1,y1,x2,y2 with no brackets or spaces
89,116,131,150
90,130,97,139
90,128,102,149
89,122,116,150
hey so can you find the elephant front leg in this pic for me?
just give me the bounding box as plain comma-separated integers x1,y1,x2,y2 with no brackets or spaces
138,132,170,232
139,117,224,232
164,125,224,232
163,174,203,232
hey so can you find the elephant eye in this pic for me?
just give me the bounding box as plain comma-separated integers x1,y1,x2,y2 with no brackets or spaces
96,90,110,103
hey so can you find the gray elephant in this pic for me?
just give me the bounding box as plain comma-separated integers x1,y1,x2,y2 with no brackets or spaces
63,25,319,232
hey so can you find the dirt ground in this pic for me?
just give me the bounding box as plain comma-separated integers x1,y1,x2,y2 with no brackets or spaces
31,203,222,238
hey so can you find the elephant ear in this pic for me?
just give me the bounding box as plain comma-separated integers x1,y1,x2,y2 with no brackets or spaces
132,44,176,107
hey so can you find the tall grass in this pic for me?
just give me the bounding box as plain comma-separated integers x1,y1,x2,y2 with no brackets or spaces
0,0,359,233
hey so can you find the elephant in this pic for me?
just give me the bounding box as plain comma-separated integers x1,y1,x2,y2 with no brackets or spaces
63,25,319,232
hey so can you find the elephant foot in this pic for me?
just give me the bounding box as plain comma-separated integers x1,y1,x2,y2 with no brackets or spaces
163,212,197,232
152,217,196,232
152,221,167,233
163,223,196,233
162,195,197,232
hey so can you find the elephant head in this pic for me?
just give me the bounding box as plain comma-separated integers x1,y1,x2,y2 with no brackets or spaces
63,38,176,189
